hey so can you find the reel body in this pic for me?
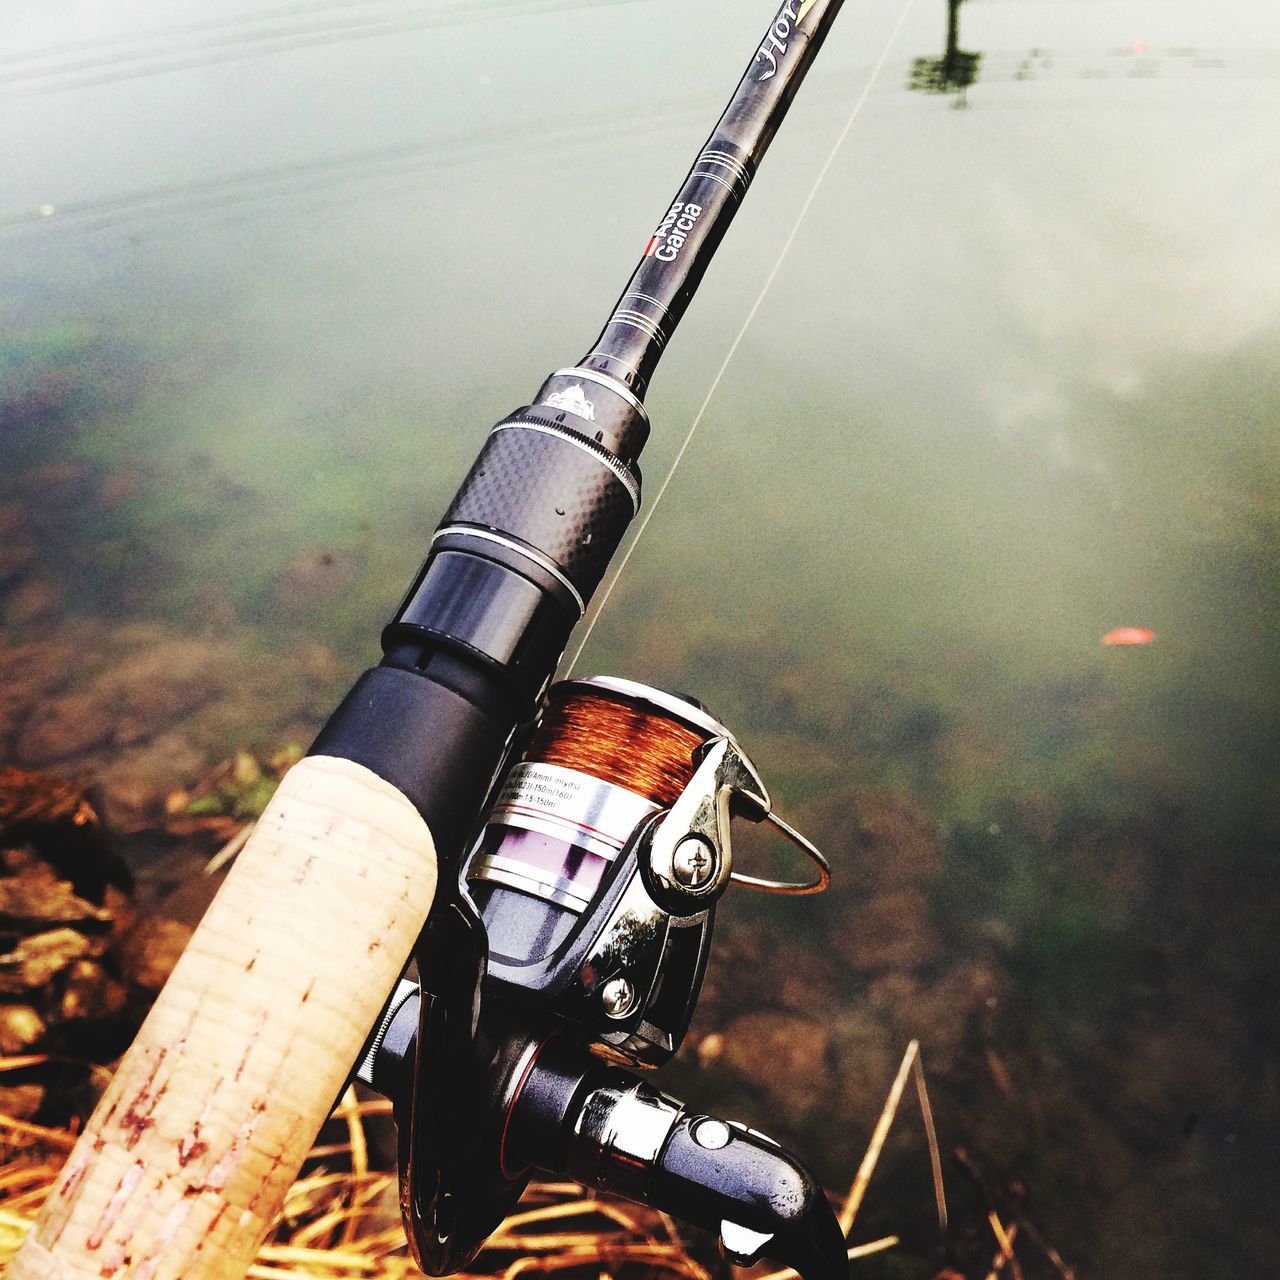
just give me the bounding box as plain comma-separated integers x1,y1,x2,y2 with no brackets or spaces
358,678,843,1280
466,677,806,1065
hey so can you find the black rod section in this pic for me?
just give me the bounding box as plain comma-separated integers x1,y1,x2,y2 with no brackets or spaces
313,0,851,877
578,0,846,398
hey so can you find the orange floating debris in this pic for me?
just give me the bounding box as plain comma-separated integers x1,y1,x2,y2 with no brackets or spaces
1102,627,1156,646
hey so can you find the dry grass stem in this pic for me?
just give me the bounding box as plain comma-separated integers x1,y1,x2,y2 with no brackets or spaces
984,1212,1023,1280
497,1201,643,1235
0,1037,938,1279
753,1233,901,1280
205,818,256,874
656,1212,682,1244
0,1059,46,1074
0,1114,77,1151
336,1087,371,1249
0,1100,726,1280
912,1048,947,1231
981,1219,1017,1280
838,1039,919,1234
0,1168,47,1196
500,1242,713,1280
843,1236,899,1262
0,1054,114,1094
1015,1216,1076,1280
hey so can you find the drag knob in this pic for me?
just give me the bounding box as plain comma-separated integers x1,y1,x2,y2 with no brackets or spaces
651,1116,848,1280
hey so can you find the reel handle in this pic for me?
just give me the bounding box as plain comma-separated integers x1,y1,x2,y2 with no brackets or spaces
359,990,847,1280
502,1038,848,1280
651,1115,848,1280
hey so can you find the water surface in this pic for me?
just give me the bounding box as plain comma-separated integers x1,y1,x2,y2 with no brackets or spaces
2,1,1278,1275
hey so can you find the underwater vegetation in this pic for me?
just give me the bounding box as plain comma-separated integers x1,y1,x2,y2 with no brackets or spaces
3,245,1278,1278
3,488,1276,1279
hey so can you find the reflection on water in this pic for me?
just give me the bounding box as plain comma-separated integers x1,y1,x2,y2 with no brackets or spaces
910,0,981,102
2,0,1278,1275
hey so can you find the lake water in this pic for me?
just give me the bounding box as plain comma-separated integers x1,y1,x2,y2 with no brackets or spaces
2,0,1278,1276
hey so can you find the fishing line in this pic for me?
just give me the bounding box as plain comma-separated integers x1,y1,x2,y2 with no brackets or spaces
565,0,918,674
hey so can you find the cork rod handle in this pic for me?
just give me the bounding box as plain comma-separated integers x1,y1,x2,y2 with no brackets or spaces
7,754,438,1280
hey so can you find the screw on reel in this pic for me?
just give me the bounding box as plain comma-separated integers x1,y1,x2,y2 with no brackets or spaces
637,729,831,915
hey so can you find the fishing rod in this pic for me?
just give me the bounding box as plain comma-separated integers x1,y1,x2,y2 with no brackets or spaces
10,4,855,1279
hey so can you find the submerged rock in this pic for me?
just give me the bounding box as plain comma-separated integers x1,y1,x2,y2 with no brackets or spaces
0,873,111,929
0,927,99,992
96,633,223,746
835,885,942,973
0,766,188,1121
0,1002,45,1053
0,640,74,749
0,505,38,588
118,917,193,993
1,575,63,627
718,1010,833,1122
0,610,333,841
94,729,212,830
16,690,117,767
275,548,359,610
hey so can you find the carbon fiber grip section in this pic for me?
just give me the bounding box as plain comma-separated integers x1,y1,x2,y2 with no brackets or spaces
441,422,637,600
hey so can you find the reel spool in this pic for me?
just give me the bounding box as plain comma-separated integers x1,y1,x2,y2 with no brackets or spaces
463,676,829,1067
469,676,828,905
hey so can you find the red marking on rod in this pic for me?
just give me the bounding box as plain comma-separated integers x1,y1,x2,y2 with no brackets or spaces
120,1049,168,1150
59,1150,89,1199
177,1126,208,1167
499,1036,554,1179
644,236,660,256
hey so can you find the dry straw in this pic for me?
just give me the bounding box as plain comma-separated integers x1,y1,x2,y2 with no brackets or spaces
0,1043,948,1280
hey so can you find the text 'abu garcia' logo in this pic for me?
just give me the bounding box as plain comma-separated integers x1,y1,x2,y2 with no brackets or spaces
644,200,704,261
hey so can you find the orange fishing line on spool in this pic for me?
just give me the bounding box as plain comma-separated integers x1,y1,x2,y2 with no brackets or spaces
528,686,704,806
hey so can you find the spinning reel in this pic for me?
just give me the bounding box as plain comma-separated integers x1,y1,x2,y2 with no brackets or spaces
357,678,848,1280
